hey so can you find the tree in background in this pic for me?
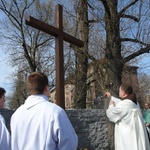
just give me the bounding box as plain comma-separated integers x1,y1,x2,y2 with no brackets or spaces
138,73,150,107
0,0,55,72
0,0,57,106
8,70,28,109
73,1,89,108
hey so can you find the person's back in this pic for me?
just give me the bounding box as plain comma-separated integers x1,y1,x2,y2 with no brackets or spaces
10,72,78,150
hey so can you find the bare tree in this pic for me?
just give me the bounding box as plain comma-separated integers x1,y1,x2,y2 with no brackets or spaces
0,0,56,105
8,70,28,109
0,0,55,73
73,1,89,108
138,73,150,107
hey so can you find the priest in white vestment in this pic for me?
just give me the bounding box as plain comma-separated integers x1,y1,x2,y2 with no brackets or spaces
105,84,150,150
10,72,78,150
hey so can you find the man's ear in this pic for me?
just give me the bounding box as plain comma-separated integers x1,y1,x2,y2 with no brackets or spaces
44,86,50,97
44,86,48,93
45,86,49,91
122,92,127,98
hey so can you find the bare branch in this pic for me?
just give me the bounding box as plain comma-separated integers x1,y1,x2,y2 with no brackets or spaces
124,45,150,63
121,14,139,22
119,0,138,16
121,38,147,46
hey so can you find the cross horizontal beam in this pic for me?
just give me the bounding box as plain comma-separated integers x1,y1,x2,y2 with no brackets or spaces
26,16,84,47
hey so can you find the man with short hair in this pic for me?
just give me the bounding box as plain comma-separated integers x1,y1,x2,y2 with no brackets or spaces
11,72,78,150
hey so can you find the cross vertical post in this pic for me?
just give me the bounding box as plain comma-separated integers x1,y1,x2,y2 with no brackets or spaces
55,5,64,109
25,4,84,109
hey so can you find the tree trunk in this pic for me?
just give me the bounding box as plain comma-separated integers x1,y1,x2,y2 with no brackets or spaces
74,0,89,109
101,0,123,149
102,59,123,150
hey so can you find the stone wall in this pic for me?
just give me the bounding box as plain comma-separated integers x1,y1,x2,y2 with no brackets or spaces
0,108,109,150
67,109,109,150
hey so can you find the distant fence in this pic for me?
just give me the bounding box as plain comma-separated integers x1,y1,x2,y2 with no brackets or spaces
0,108,109,150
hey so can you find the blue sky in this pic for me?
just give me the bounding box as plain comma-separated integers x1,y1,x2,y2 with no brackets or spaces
0,52,15,94
0,11,16,101
137,55,150,75
0,51,16,108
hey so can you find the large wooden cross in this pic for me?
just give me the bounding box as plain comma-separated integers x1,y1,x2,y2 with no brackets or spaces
25,4,84,109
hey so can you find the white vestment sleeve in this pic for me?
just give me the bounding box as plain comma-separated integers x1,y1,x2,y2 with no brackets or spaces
111,96,121,104
0,119,11,150
0,114,6,125
53,109,78,150
106,100,128,123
